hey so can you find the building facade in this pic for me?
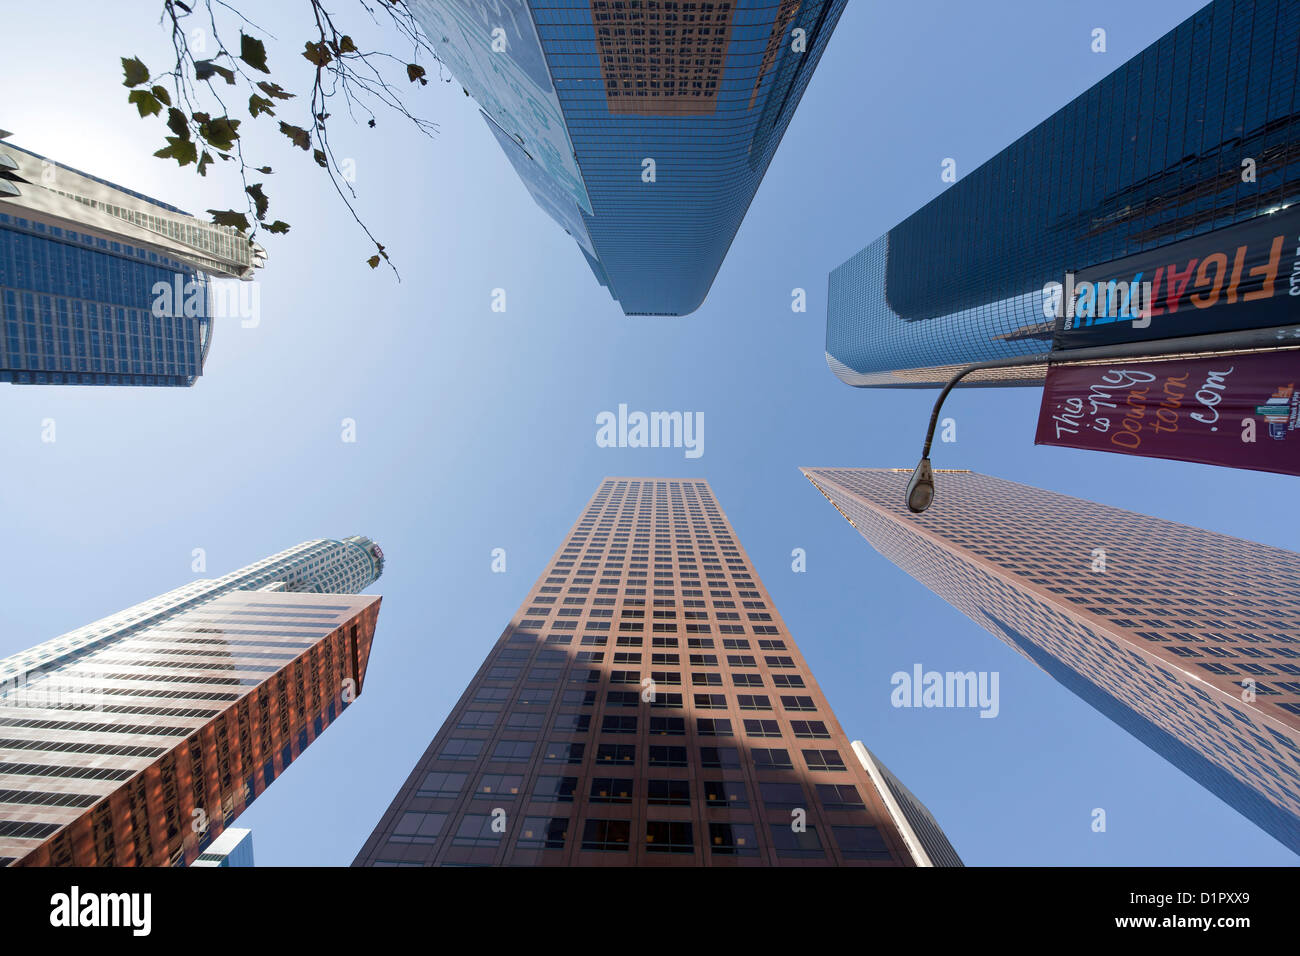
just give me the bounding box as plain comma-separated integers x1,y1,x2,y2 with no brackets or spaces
852,741,963,867
190,826,254,867
803,467,1300,854
0,132,265,386
825,0,1300,387
410,1,846,316
354,478,955,866
0,537,383,866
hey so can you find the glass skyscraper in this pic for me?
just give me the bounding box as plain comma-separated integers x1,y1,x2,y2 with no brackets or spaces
353,478,959,866
0,536,383,866
411,1,846,316
825,0,1300,387
803,467,1300,855
0,131,265,387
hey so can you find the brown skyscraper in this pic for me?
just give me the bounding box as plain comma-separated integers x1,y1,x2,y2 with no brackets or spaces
802,467,1300,855
0,538,384,866
354,478,957,866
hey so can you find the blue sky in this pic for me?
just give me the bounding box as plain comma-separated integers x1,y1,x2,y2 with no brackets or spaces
1,0,1295,866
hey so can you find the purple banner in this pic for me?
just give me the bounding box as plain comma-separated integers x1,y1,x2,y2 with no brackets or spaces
1035,350,1300,477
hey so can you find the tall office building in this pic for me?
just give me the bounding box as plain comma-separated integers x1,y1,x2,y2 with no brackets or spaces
0,131,265,386
852,741,963,868
825,0,1300,387
411,1,846,316
802,467,1300,854
354,478,956,867
0,536,384,866
190,826,254,867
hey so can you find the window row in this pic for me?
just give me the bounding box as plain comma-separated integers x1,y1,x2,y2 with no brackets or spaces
388,812,892,860
417,771,867,812
435,738,848,771
458,710,830,739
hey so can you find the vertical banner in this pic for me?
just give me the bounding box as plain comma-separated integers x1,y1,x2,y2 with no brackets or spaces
1035,350,1300,477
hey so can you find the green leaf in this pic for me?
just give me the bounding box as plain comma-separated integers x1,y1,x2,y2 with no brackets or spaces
208,209,251,232
197,151,214,177
302,41,332,68
266,220,291,235
165,108,190,140
154,136,199,167
367,254,380,269
239,33,270,73
257,81,295,101
312,148,328,169
279,122,311,151
248,94,276,119
127,90,163,118
406,63,427,85
150,85,172,107
338,35,358,54
121,56,150,87
200,115,241,152
245,183,269,221
194,59,236,85
255,166,274,175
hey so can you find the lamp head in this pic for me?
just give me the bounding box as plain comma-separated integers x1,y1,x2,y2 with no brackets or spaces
906,458,935,514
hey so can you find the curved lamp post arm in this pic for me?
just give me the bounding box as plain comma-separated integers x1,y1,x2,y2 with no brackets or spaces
905,324,1300,513
908,353,1050,513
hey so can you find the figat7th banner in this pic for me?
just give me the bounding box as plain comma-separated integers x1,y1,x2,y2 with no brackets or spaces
1052,204,1300,350
1035,350,1300,477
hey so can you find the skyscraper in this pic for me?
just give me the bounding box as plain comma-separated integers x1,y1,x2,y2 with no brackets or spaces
852,741,963,868
802,467,1300,854
824,0,1300,387
411,1,846,316
0,536,384,866
0,131,265,387
190,826,254,867
353,478,956,866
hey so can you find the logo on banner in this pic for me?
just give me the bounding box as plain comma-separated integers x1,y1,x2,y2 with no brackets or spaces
1256,383,1298,441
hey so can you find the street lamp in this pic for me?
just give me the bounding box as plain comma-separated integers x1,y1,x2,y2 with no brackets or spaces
907,353,1050,513
905,324,1300,514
